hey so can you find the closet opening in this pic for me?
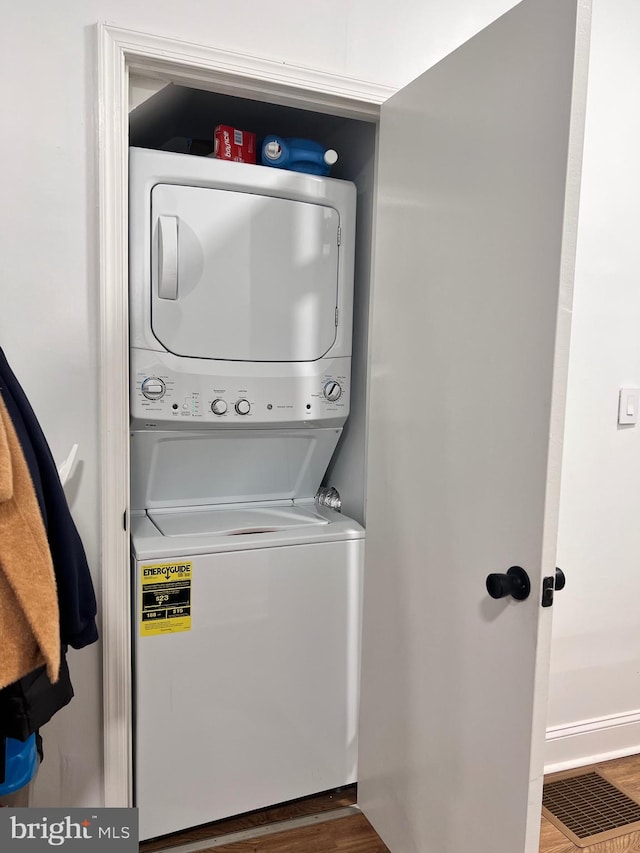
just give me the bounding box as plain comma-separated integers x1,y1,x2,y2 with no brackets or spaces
127,74,378,842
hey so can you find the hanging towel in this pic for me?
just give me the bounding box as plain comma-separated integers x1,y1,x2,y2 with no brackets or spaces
0,397,60,689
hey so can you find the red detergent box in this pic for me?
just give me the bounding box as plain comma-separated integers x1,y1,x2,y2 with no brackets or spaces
213,125,256,163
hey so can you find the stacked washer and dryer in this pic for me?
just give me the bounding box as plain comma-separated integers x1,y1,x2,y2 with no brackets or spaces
128,147,365,840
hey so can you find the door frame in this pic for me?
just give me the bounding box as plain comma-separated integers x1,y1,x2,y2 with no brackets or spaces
97,22,392,809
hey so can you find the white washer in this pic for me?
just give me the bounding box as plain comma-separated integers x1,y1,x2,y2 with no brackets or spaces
132,503,364,841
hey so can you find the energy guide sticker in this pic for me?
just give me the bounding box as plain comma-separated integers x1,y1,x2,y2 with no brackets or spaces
140,561,192,636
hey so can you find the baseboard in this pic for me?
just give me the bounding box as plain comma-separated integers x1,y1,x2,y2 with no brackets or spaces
544,710,640,773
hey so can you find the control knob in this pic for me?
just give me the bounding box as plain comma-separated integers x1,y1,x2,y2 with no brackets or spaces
211,399,228,416
141,377,166,400
235,399,251,415
323,380,342,402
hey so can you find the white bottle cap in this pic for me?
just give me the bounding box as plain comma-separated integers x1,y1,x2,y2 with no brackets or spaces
264,141,282,160
324,149,338,166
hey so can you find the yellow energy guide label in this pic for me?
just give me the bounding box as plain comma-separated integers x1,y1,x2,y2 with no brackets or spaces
140,561,192,636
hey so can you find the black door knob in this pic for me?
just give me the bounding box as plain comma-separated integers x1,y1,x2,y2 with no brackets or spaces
486,566,531,601
555,567,566,591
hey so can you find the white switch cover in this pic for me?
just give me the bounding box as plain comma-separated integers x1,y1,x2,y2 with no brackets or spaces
618,388,640,424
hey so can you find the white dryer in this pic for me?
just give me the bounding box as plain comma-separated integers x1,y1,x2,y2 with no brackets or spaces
129,148,364,840
129,147,356,432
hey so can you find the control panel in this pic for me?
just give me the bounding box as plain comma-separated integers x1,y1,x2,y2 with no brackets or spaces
130,356,351,430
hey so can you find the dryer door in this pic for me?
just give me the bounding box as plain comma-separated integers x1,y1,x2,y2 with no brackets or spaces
150,184,340,362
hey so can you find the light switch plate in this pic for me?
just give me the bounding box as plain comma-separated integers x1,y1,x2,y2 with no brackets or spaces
618,388,640,425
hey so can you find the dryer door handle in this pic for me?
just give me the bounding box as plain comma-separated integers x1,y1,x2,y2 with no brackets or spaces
158,215,178,300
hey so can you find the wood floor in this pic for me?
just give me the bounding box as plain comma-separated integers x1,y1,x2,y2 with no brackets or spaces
140,755,640,853
139,786,364,852
210,814,388,853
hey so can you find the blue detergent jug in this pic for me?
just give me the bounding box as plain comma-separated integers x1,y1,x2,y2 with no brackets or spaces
0,734,38,796
261,136,338,176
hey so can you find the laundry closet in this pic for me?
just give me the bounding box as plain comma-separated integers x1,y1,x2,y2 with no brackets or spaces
128,85,377,841
118,1,590,850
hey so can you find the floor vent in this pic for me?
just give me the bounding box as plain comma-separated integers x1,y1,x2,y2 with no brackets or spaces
542,770,640,848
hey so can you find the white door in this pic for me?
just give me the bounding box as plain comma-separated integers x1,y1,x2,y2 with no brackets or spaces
358,1,590,852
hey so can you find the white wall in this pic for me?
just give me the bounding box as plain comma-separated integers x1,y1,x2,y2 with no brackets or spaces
2,0,634,808
547,0,640,770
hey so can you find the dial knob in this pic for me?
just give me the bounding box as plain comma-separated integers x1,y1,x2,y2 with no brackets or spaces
141,377,166,400
211,399,227,416
323,380,342,402
235,399,251,415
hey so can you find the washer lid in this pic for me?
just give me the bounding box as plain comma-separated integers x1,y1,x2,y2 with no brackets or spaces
147,503,329,537
150,183,340,362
